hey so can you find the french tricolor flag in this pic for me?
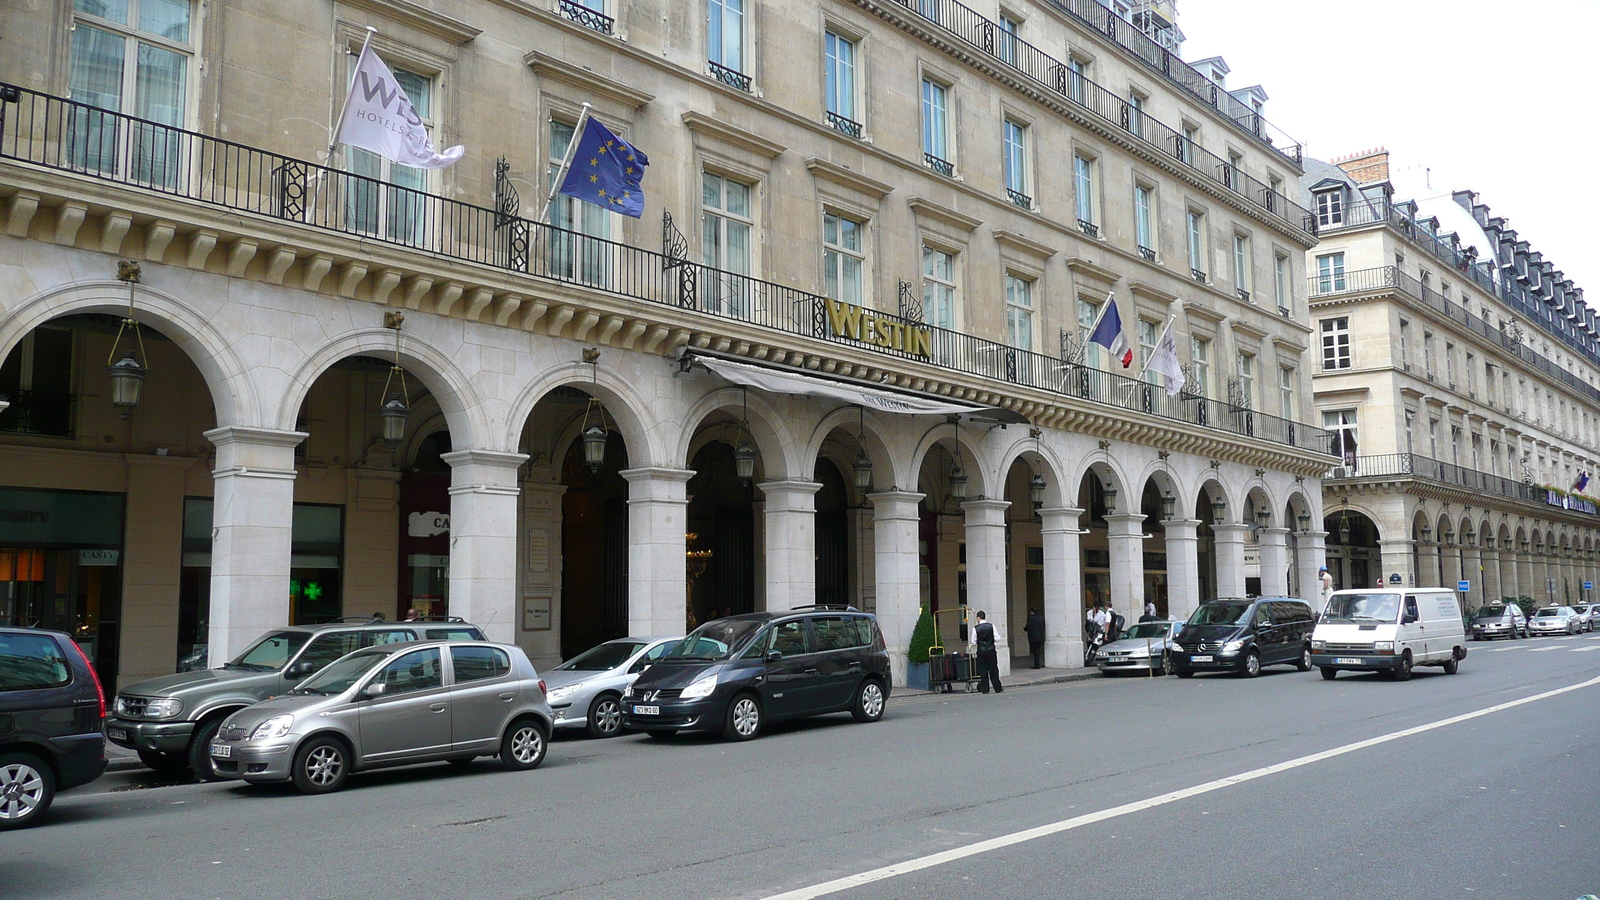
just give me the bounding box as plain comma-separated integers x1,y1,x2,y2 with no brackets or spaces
1089,295,1134,368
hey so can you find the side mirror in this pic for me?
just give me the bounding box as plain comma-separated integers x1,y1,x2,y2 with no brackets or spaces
766,650,783,662
361,682,387,699
286,661,314,679
1402,612,1419,625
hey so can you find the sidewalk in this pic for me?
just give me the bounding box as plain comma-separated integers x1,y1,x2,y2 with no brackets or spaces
105,742,143,773
905,663,1106,696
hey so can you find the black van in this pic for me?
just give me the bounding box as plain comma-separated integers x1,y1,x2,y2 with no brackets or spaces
0,626,108,829
621,608,890,741
1169,597,1316,678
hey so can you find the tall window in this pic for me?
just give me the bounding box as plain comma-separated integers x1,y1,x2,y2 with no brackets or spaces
1078,298,1103,370
1279,366,1296,419
1399,319,1411,368
1316,252,1346,293
1237,353,1254,408
1005,275,1033,351
1190,336,1210,398
702,172,752,318
921,79,950,169
1134,185,1154,257
823,212,864,305
1315,189,1343,227
922,246,956,330
349,62,432,244
1003,119,1029,205
997,14,1019,66
69,0,193,187
1074,155,1096,230
1232,234,1251,298
1445,342,1456,386
1273,254,1289,313
548,119,611,283
1324,409,1359,465
1067,57,1087,104
1320,317,1351,369
824,31,857,130
1423,332,1435,378
0,327,74,437
1181,124,1197,165
1127,93,1145,138
708,0,746,76
1138,319,1159,386
1186,211,1206,279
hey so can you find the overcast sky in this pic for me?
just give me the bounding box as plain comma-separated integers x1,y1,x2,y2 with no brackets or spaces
1179,0,1599,296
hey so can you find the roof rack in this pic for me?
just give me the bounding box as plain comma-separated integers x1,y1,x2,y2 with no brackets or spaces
402,615,470,623
788,604,860,612
327,614,388,624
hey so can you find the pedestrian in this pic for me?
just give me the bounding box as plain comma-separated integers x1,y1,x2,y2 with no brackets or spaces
1139,601,1160,623
970,610,1002,693
1108,607,1125,642
1319,566,1333,607
404,607,419,621
1024,608,1045,669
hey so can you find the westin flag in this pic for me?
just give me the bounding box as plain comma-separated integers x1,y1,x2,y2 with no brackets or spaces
1089,297,1134,367
1147,318,1187,397
558,117,649,218
335,44,463,169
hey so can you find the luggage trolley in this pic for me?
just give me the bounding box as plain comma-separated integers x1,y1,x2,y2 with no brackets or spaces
927,607,982,693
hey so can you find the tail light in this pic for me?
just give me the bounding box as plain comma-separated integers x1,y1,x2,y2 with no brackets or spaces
538,679,547,697
70,639,106,720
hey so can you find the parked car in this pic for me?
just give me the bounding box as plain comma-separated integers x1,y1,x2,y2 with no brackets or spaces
208,640,551,794
1096,619,1185,676
104,616,484,780
1528,606,1582,635
0,627,108,829
1169,597,1316,678
1469,603,1529,640
1571,604,1597,633
544,637,679,737
621,607,890,741
1311,588,1468,680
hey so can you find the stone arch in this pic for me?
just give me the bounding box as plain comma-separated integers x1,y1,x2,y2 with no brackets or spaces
1283,489,1315,528
908,420,995,501
1244,484,1277,528
504,361,665,469
1128,459,1186,513
1194,475,1233,522
800,406,904,494
992,432,1072,508
1070,454,1134,502
675,387,802,480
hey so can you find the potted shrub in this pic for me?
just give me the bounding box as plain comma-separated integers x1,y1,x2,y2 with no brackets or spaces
906,605,935,690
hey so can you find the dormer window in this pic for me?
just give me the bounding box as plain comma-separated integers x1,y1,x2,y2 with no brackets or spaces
1313,185,1344,227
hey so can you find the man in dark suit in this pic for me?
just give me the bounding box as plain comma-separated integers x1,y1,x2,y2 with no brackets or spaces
1023,608,1045,669
971,610,1002,693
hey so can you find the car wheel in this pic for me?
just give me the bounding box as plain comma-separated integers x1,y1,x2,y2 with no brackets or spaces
188,716,228,782
1320,667,1337,681
586,694,624,739
1296,647,1313,672
136,749,189,777
500,719,548,770
851,679,886,723
1442,656,1459,675
0,752,55,830
1394,651,1413,681
291,736,350,794
722,693,762,741
1241,651,1261,678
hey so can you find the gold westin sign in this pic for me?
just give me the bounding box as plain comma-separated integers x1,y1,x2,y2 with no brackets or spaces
825,298,933,358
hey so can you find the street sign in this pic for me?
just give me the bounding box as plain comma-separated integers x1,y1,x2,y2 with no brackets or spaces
1457,580,1470,592
1389,573,1402,584
1586,581,1594,591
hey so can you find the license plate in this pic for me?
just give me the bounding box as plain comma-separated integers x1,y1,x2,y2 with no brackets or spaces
210,743,232,758
106,727,127,741
632,705,659,716
1334,657,1364,665
1191,655,1213,663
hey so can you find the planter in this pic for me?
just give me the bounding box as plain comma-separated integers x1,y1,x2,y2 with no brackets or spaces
906,661,930,691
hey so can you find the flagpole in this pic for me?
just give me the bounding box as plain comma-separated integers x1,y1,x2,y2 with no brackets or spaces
538,102,593,226
1135,314,1176,380
328,26,378,165
1077,288,1117,364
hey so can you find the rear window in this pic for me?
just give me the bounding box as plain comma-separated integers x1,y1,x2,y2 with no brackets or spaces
0,633,72,691
425,627,483,641
451,646,511,683
812,616,867,651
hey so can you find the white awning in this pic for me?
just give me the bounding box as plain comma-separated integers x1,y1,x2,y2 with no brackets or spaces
696,355,1016,419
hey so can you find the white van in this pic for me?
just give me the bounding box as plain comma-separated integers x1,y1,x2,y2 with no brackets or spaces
1310,588,1467,680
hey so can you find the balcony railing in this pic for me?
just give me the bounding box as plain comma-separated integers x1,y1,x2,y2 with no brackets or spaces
1191,269,1208,284
825,111,862,139
924,153,954,177
1317,199,1496,293
707,61,751,92
882,0,1315,238
0,389,75,437
1137,245,1156,262
0,83,1330,455
1077,219,1099,238
559,0,614,35
1326,452,1572,511
1005,188,1032,210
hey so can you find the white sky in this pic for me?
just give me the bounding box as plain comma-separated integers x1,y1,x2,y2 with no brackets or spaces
1179,0,1600,297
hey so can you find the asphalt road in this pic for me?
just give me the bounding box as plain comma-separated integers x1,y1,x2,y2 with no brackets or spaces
11,632,1600,900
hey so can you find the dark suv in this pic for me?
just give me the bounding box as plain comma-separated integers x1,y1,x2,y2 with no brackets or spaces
0,627,108,829
1169,597,1316,678
104,617,483,780
621,608,890,741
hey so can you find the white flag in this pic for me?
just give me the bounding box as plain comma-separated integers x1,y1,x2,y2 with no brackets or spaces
1148,316,1187,397
334,44,462,169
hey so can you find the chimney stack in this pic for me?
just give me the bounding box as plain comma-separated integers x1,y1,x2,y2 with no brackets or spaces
1334,147,1389,184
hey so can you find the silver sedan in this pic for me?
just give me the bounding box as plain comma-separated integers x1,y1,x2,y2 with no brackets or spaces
544,637,679,737
1096,619,1185,676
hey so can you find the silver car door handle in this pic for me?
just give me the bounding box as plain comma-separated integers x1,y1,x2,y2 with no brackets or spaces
429,702,448,712
804,668,820,675
499,691,515,702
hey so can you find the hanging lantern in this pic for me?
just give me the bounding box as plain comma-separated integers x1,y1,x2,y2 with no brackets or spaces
579,347,609,474
379,313,410,449
949,456,968,501
734,441,756,484
1161,490,1177,521
1210,497,1225,520
1338,514,1351,544
1029,472,1046,506
581,422,608,472
379,396,409,447
1103,486,1118,515
852,447,873,492
107,353,147,417
107,261,148,419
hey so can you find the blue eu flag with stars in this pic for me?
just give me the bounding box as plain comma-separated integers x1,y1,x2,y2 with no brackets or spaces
558,117,649,218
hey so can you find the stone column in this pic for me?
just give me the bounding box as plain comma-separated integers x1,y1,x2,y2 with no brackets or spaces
759,480,821,612
962,498,1012,675
1038,507,1084,668
443,449,527,644
1461,543,1483,613
1297,530,1328,612
205,426,304,667
1481,547,1501,603
1258,527,1291,597
1440,542,1462,594
1501,550,1520,601
621,467,694,637
1165,519,1202,620
871,490,925,687
1212,523,1250,598
1106,512,1148,621
1379,539,1413,590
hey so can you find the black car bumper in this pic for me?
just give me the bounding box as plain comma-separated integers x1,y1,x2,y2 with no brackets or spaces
103,717,195,754
620,697,722,733
1310,652,1401,671
47,733,108,791
1169,649,1247,672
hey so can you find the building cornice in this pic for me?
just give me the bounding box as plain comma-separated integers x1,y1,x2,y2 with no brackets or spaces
340,0,482,44
907,196,983,233
804,158,894,199
524,51,655,109
682,112,787,159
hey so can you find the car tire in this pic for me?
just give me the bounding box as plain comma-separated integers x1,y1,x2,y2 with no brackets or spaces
1320,666,1337,681
291,736,350,794
1442,657,1459,675
1394,651,1413,681
1175,668,1194,679
722,693,762,741
586,694,624,739
136,749,189,777
188,716,228,782
1241,650,1261,678
1296,647,1313,672
1156,650,1171,676
851,679,886,723
0,752,55,830
500,718,548,770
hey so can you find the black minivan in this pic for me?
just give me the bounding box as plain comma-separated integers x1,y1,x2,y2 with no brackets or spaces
0,626,108,829
621,608,890,741
1169,597,1316,678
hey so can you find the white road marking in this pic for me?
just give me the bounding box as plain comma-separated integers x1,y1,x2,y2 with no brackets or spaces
755,673,1600,900
1526,647,1561,652
1485,647,1522,652
1571,646,1600,652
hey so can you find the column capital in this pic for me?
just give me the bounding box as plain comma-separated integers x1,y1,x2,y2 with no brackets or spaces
1163,518,1201,540
1212,522,1252,541
1038,506,1084,533
204,425,307,449
621,466,695,485
205,426,306,478
757,479,823,498
960,497,1011,525
868,489,925,513
441,449,529,471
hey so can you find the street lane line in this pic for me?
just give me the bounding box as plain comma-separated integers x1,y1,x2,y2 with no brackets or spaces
755,672,1600,900
1572,646,1600,652
1526,647,1561,652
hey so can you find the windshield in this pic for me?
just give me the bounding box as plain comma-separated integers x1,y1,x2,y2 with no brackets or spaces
1475,605,1507,618
556,641,644,671
1322,593,1400,623
293,651,386,695
1117,622,1171,640
227,631,310,671
664,618,767,661
1535,608,1561,617
1187,602,1252,626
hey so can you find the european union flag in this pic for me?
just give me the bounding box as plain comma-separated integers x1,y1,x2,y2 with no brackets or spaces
558,117,649,218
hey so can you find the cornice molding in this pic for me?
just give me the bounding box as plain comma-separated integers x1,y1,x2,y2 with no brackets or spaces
682,112,787,159
995,230,1059,262
1182,300,1226,325
1063,256,1119,286
803,158,894,199
1127,280,1179,304
907,196,983,233
525,51,655,109
340,0,482,44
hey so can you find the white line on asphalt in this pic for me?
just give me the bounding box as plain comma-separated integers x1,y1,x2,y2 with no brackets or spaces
1485,647,1522,652
1526,647,1561,652
754,673,1600,900
1571,646,1600,652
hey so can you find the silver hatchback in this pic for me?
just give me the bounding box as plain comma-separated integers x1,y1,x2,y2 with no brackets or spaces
209,641,552,793
544,637,679,737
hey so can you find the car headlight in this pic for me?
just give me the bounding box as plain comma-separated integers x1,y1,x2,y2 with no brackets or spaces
1221,640,1244,654
248,715,295,741
622,685,635,699
145,698,183,719
547,683,582,703
1373,641,1394,652
680,673,718,701
1310,640,1326,651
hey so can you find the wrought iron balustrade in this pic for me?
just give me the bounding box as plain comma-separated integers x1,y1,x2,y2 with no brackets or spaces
825,111,862,138
1138,245,1156,262
559,0,614,35
707,61,752,92
923,153,954,176
1005,188,1032,209
1327,453,1562,510
1191,269,1207,284
1077,219,1099,238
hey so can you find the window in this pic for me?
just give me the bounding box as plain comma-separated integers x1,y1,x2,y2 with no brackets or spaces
1237,353,1254,408
1138,319,1159,386
1445,342,1456,386
375,647,444,694
1190,336,1210,398
812,615,867,651
1273,254,1289,313
1003,119,1030,206
1127,92,1145,138
296,631,365,673
1279,366,1296,419
823,212,864,305
921,79,951,171
1074,155,1096,231
708,0,747,83
1320,317,1351,370
1423,332,1435,378
1325,409,1359,465
1226,151,1243,189
824,31,858,133
1316,252,1346,293
1067,57,1088,104
1399,319,1411,369
1315,189,1343,227
922,245,956,330
1005,275,1033,351
702,171,753,318
1186,211,1206,281
0,326,74,437
348,61,432,245
1232,234,1251,299
451,646,511,683
1078,298,1103,370
0,633,72,691
1134,185,1154,258
548,119,611,284
1181,124,1197,165
997,14,1019,66
69,0,193,187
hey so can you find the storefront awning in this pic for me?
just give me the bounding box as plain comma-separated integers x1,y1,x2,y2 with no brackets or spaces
690,354,1026,422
